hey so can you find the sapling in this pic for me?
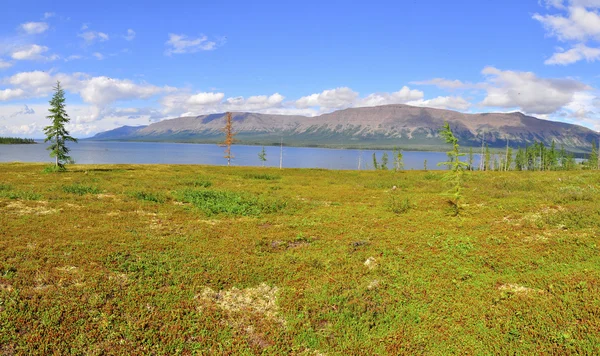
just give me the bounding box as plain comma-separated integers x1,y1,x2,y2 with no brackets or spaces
437,122,468,216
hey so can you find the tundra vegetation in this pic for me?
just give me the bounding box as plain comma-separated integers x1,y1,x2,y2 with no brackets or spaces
1,162,599,354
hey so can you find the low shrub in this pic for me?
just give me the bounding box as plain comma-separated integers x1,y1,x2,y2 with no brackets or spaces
63,184,101,195
176,189,288,216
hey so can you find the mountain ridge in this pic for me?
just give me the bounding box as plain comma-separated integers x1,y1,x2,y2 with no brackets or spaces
88,104,600,152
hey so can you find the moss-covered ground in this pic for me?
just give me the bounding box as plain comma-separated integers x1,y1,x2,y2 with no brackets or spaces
1,163,599,354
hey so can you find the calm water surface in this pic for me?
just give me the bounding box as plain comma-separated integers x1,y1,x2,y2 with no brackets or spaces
0,141,481,170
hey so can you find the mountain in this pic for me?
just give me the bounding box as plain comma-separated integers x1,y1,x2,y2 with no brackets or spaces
88,105,600,152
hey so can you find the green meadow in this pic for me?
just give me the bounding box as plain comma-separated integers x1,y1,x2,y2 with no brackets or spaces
1,163,599,354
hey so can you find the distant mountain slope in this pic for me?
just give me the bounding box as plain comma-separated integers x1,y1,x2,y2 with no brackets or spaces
88,105,600,152
90,125,148,140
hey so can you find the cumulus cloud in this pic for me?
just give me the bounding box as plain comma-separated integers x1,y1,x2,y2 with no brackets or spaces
533,6,600,42
124,29,136,41
10,44,58,61
545,43,600,64
161,92,285,116
19,22,49,35
79,31,109,44
480,66,590,114
1,71,174,123
165,34,217,55
296,87,358,109
0,60,12,69
407,96,472,111
355,87,425,107
0,88,26,101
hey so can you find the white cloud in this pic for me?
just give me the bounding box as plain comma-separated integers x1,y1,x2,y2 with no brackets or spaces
0,88,25,101
10,44,58,61
296,87,359,109
545,43,600,64
43,12,55,19
411,78,471,89
187,92,225,106
93,52,105,60
165,34,217,55
1,71,174,121
79,31,109,44
407,96,472,111
64,55,83,61
533,6,600,41
355,87,424,107
124,29,136,41
480,66,590,114
19,22,49,35
543,1,600,9
77,76,172,107
0,60,12,70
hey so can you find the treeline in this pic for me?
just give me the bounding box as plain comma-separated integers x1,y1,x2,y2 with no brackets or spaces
0,137,36,144
464,140,598,171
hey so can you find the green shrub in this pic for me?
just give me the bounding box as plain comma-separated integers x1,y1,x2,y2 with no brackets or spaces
388,191,412,214
176,189,288,216
131,191,166,203
187,178,213,188
0,189,42,200
243,173,281,181
63,184,101,195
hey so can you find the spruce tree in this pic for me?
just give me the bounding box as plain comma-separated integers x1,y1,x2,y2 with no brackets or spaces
587,140,598,170
438,122,468,215
43,81,77,170
258,146,267,166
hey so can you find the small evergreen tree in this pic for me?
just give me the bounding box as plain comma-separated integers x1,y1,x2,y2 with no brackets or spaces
586,140,598,170
438,122,468,216
468,147,474,171
380,152,389,170
258,146,267,166
372,152,379,170
393,147,404,171
43,81,77,171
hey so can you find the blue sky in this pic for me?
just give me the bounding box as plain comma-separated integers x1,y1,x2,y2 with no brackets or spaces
1,0,600,137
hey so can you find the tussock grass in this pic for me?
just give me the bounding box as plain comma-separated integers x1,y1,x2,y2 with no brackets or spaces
0,163,599,354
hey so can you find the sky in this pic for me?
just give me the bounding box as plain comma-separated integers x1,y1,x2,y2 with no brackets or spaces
1,0,600,138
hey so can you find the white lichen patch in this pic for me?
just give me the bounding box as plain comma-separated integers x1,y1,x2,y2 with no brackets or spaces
367,279,380,290
96,194,117,199
63,203,82,209
4,201,58,215
364,257,377,270
523,233,550,243
197,283,285,325
199,219,220,225
56,266,78,273
498,283,543,295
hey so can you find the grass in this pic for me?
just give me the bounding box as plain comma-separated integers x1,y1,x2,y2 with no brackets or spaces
0,163,599,354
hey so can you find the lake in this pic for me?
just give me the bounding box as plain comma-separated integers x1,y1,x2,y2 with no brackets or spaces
0,141,482,170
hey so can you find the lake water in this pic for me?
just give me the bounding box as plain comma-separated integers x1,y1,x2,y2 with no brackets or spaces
0,141,482,170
